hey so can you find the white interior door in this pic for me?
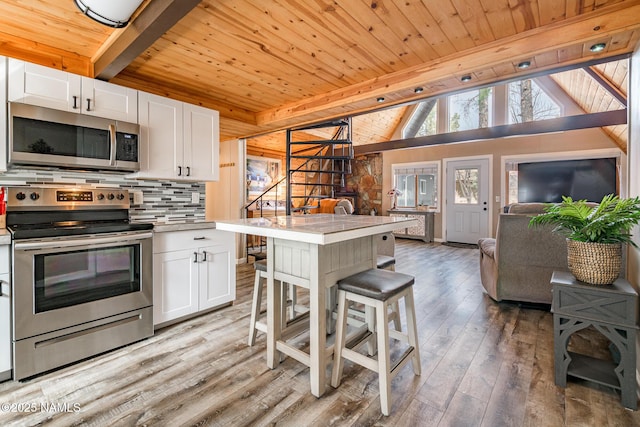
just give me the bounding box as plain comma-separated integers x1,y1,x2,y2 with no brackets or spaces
445,158,490,244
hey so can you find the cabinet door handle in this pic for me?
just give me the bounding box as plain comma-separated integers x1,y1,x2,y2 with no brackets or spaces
86,98,92,111
201,251,207,261
72,96,79,109
0,280,8,297
193,237,206,240
186,166,191,176
178,166,183,176
193,252,199,263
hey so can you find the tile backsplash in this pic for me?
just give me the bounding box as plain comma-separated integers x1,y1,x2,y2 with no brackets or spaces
0,167,205,223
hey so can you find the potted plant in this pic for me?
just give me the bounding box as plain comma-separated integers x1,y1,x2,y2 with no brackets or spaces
529,194,640,285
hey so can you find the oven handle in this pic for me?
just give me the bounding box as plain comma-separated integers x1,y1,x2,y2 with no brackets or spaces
14,232,153,250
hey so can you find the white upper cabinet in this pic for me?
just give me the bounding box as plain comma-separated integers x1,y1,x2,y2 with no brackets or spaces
137,91,183,179
80,78,138,122
183,103,219,182
133,91,219,182
8,59,137,123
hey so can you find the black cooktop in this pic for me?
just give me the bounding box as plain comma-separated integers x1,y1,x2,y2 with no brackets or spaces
8,220,154,240
7,208,154,240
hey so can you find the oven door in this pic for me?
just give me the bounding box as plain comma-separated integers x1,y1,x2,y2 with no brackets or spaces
12,231,153,341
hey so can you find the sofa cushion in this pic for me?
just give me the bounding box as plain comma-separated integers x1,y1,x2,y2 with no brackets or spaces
507,203,549,214
478,238,496,259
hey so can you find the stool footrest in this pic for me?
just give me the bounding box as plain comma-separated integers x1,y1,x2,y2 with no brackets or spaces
341,348,380,372
281,311,310,339
390,347,416,377
254,321,267,334
346,329,374,353
276,341,311,366
389,329,409,343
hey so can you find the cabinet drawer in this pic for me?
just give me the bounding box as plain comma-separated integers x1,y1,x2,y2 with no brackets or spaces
153,229,228,253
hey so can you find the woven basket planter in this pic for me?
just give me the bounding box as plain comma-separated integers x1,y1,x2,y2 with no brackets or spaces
566,239,622,285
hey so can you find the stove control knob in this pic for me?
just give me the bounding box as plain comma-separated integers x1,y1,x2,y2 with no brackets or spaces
107,193,115,200
16,192,26,200
116,193,125,200
97,193,105,200
30,192,40,201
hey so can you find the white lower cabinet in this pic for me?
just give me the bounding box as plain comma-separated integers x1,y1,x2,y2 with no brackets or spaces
153,229,235,326
0,245,11,381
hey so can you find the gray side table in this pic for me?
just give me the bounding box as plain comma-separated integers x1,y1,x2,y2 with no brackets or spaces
551,270,638,410
388,210,434,242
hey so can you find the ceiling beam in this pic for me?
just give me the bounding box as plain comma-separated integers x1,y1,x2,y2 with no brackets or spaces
93,0,201,80
584,66,627,106
257,2,640,128
354,110,628,155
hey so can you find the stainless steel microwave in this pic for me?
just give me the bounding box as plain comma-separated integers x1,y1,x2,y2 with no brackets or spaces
8,102,140,171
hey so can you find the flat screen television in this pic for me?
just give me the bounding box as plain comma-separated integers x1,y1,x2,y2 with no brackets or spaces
517,158,617,203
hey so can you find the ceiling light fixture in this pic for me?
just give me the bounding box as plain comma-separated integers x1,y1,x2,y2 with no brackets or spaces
74,0,144,28
414,87,424,94
376,97,385,103
590,43,606,52
460,75,472,82
517,61,531,69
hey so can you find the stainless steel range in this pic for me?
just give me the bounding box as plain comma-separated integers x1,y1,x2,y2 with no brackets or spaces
7,187,154,380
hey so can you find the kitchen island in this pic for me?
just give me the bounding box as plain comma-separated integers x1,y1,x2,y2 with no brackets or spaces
215,214,418,397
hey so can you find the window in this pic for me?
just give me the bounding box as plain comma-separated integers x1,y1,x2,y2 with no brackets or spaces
402,99,438,138
448,88,493,132
392,162,439,210
454,167,479,204
508,79,561,123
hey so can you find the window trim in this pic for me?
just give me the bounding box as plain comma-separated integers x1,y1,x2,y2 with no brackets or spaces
391,161,441,212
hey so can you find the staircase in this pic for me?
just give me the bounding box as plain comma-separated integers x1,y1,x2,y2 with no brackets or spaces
244,117,354,259
286,118,353,214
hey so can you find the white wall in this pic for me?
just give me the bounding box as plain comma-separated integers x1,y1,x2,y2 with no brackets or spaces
206,138,245,261
627,43,640,390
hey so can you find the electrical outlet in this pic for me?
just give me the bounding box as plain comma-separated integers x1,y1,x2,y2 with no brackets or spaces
192,192,200,204
132,191,144,205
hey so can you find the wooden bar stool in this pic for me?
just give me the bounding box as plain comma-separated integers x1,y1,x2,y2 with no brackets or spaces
330,268,421,416
248,259,304,346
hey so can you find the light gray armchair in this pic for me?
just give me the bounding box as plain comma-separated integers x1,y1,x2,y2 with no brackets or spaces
478,203,568,305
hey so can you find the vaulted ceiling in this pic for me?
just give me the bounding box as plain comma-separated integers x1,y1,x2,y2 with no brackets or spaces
0,0,638,146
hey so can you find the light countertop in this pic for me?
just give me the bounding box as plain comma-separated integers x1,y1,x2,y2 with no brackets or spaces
215,214,417,245
149,220,217,233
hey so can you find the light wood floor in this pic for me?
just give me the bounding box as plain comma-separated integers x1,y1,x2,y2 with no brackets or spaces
1,240,639,426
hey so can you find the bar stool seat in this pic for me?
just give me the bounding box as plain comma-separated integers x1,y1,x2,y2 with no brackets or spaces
331,268,421,416
376,255,396,270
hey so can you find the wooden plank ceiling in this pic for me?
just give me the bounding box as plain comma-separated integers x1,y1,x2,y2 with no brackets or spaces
0,0,638,149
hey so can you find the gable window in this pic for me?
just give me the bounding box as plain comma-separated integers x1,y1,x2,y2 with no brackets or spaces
403,99,438,138
392,162,440,210
507,79,561,123
448,88,493,132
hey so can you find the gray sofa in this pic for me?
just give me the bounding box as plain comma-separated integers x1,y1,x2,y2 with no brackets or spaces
478,203,568,305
